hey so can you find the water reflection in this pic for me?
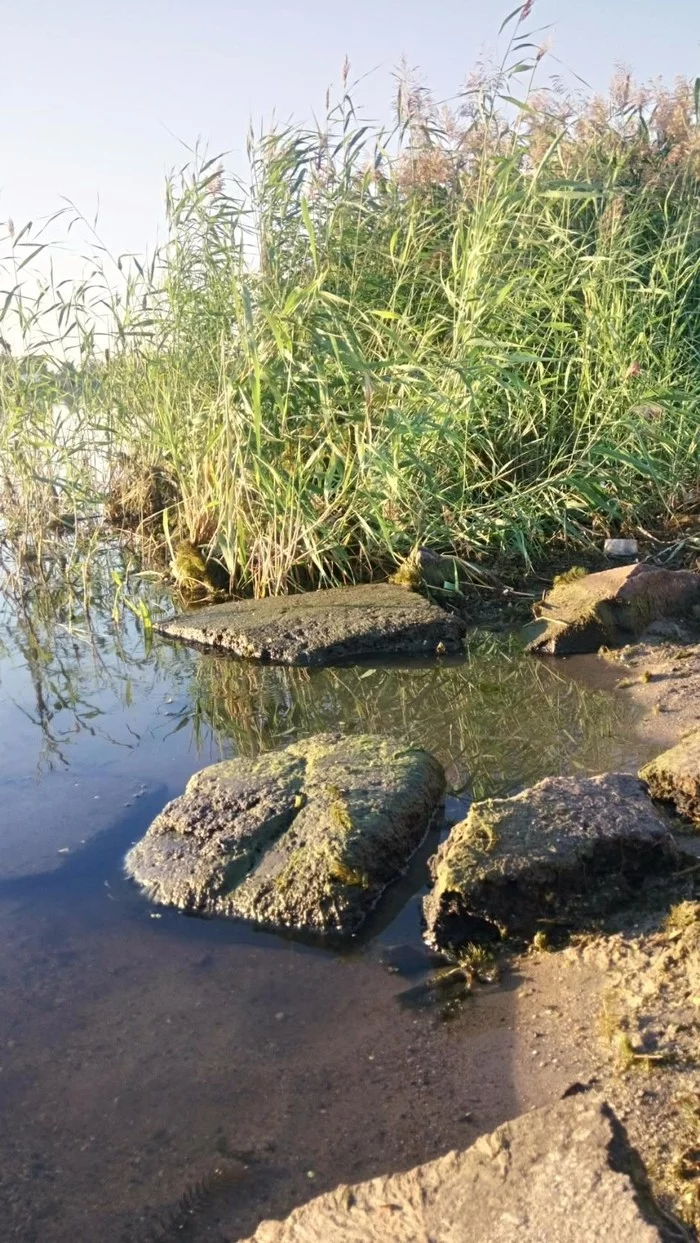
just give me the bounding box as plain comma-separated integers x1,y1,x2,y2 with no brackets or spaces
183,635,626,797
0,545,194,773
0,545,629,800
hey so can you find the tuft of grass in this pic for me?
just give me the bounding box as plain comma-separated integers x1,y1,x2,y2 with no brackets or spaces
552,567,589,587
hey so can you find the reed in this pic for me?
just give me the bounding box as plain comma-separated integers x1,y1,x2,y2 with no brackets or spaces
3,6,700,594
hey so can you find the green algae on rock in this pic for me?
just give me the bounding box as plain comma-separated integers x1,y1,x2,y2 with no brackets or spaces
640,730,700,826
154,582,467,665
125,733,445,935
527,563,700,656
423,772,678,952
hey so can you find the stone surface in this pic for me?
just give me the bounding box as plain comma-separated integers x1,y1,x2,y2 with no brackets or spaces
125,733,444,935
640,730,700,825
527,562,700,655
239,1095,663,1243
154,583,466,665
424,772,677,950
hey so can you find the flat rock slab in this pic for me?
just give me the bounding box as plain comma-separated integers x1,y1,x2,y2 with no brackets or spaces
239,1095,663,1243
527,562,700,655
154,583,466,665
125,733,444,936
641,730,700,825
424,772,677,950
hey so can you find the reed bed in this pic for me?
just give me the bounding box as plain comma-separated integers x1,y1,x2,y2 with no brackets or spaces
3,7,700,595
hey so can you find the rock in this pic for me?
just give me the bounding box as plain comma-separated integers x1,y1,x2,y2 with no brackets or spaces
423,773,677,951
640,730,700,825
154,582,466,665
238,1095,663,1243
125,733,444,935
527,562,700,655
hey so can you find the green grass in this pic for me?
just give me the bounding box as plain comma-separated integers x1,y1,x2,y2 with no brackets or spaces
3,10,700,595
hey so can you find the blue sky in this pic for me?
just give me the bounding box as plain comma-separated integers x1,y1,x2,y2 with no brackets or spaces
1,0,699,263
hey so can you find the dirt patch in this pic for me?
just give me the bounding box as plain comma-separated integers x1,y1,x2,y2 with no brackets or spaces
600,639,700,749
559,903,700,1236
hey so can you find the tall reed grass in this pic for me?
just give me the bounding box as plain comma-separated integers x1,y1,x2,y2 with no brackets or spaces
3,6,700,594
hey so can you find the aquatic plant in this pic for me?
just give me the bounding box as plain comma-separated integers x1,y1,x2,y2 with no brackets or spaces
4,8,700,592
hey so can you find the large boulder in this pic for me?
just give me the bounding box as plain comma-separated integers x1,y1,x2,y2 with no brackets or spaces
423,773,677,951
154,583,466,665
238,1095,663,1243
640,730,700,825
527,562,700,655
125,733,444,935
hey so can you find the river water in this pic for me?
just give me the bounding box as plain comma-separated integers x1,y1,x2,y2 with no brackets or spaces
0,553,657,1241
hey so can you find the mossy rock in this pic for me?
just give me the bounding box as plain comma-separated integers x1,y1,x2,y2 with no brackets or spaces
423,772,679,952
640,731,700,826
155,582,466,665
527,563,700,656
125,733,445,935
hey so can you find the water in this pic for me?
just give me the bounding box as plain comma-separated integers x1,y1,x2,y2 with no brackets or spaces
0,555,657,1242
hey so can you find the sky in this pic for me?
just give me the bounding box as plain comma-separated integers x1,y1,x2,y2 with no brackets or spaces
1,0,699,268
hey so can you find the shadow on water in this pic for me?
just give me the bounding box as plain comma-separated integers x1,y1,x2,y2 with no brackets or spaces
0,556,658,1242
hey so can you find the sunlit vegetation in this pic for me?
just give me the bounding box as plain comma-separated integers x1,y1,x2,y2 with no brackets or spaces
3,6,700,594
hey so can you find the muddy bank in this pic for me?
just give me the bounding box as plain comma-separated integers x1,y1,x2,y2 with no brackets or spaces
498,626,700,1235
557,901,700,1236
600,638,700,747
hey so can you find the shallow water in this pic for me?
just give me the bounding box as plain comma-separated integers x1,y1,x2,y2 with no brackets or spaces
0,559,659,1241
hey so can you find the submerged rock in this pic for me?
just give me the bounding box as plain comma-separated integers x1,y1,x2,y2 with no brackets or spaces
527,562,700,655
155,582,466,665
125,733,444,935
640,731,700,826
239,1094,663,1243
423,773,677,951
